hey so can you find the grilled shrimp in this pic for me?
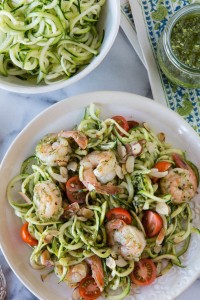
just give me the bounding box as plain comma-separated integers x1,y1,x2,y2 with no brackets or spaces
35,133,70,166
80,150,121,195
36,131,87,167
160,154,197,203
86,255,104,291
65,262,89,286
55,262,89,286
106,219,146,261
33,180,63,221
58,130,88,149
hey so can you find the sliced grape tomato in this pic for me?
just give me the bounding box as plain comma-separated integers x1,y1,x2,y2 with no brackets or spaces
142,210,163,238
21,222,38,247
130,258,157,286
106,207,132,224
112,116,129,135
79,276,102,300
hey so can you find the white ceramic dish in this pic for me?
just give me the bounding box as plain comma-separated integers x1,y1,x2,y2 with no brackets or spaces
1,91,200,300
0,0,120,94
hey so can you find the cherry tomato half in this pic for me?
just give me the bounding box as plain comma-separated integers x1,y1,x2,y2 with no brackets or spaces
66,176,87,204
106,207,132,224
130,258,157,286
21,222,38,247
66,176,85,192
79,276,102,300
151,161,172,183
112,116,129,135
142,210,163,238
127,120,139,129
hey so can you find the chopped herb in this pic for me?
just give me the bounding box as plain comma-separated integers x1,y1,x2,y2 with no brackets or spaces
171,13,200,69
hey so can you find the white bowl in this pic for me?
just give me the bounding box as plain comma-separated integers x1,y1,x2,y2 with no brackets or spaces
0,1,120,94
1,91,200,300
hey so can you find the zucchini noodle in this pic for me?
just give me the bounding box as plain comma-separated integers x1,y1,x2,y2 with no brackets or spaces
0,0,105,84
7,103,200,299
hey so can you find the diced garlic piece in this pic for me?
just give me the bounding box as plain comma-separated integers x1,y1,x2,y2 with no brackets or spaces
122,164,127,175
125,156,135,173
143,201,150,210
115,256,127,267
60,167,68,178
117,142,127,161
115,164,124,179
156,262,162,276
77,216,87,222
146,142,157,154
111,269,116,278
156,202,170,215
154,244,162,254
110,246,119,259
106,256,116,270
67,161,78,172
78,208,94,219
150,168,168,178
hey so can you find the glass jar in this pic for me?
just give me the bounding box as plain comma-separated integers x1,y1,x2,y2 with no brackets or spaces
157,4,200,89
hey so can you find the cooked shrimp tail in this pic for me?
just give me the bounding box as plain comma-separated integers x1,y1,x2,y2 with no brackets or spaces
172,153,191,170
95,184,122,195
106,219,126,231
106,219,126,245
86,255,104,291
58,130,88,149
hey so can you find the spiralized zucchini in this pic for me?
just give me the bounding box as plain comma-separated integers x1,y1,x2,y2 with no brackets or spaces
0,0,105,84
7,103,200,299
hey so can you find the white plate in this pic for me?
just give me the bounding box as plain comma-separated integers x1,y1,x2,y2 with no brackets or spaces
1,91,200,300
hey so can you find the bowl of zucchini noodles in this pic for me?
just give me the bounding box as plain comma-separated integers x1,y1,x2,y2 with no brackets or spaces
0,0,120,93
1,91,200,300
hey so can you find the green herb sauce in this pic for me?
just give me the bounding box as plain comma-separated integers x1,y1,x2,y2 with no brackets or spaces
170,14,200,69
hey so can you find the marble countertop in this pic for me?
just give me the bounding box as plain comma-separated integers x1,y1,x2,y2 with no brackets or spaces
0,27,199,300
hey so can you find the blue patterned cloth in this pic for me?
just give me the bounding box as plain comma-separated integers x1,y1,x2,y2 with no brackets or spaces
125,0,200,133
121,1,136,29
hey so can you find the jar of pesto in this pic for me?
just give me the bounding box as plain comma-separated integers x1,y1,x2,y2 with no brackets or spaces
157,4,200,89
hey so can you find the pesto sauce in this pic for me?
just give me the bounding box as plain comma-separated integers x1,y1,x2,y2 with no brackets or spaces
170,14,200,69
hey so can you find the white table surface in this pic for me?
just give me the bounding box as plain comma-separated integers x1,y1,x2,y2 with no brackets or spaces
0,27,199,300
